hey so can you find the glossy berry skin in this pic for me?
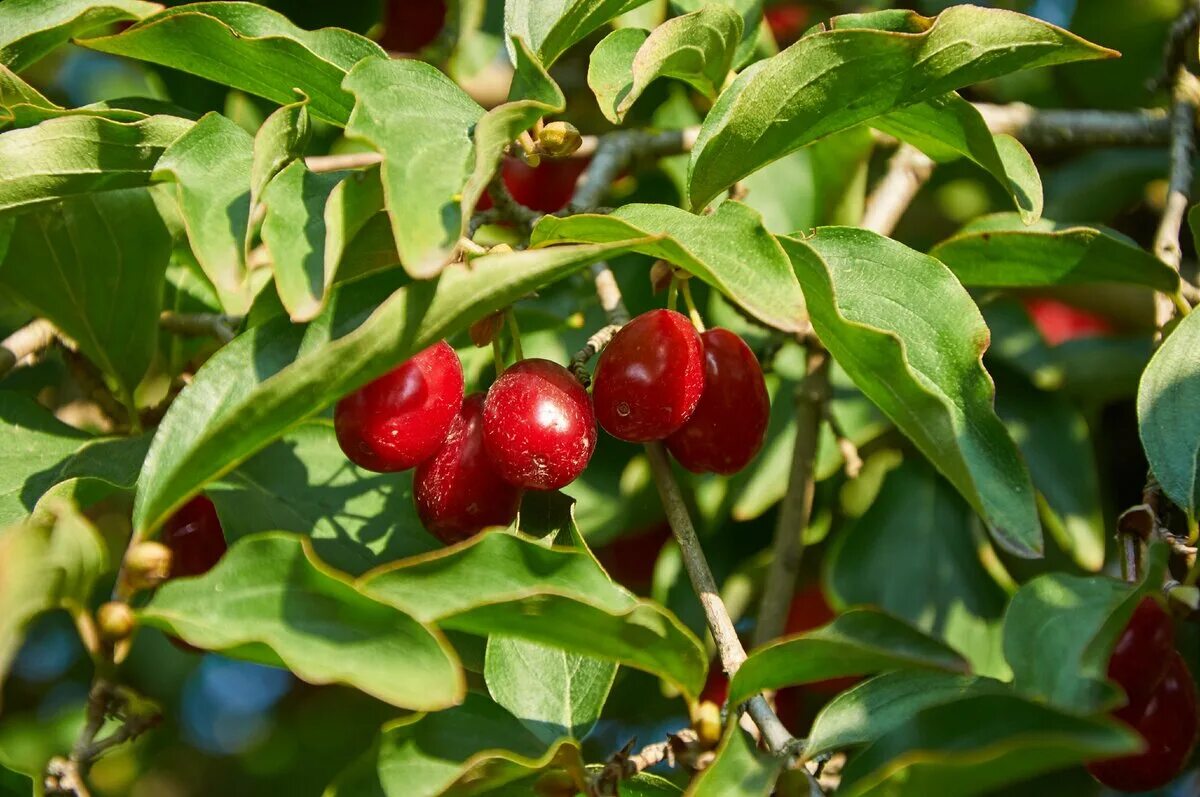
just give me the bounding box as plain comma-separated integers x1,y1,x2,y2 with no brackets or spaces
161,496,227,578
482,359,597,490
335,341,464,473
592,309,705,442
501,157,589,213
1023,297,1114,346
1088,651,1198,792
414,394,523,544
666,328,769,474
1108,597,1176,711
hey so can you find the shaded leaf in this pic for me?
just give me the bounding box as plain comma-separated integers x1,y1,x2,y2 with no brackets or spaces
361,531,707,700
931,214,1177,292
505,0,654,67
343,58,483,278
0,114,191,211
873,94,1042,223
686,724,782,797
1,188,170,405
687,6,1114,208
826,459,1012,679
1138,307,1200,517
837,694,1138,797
79,2,385,124
485,636,617,744
250,92,311,224
533,201,807,332
779,228,1040,556
132,240,654,537
727,608,966,706
139,532,463,710
0,0,160,72
589,6,742,123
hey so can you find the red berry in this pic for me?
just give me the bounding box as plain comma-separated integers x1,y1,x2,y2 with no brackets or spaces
765,3,810,45
414,394,523,544
1108,597,1175,712
595,523,671,594
335,341,464,473
1088,651,1198,792
482,359,597,490
501,157,589,213
1023,297,1114,346
592,309,705,442
161,496,227,579
665,328,769,474
378,0,447,52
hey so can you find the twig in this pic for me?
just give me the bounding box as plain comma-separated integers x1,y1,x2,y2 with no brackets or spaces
974,103,1171,148
753,349,830,647
569,323,622,386
0,318,58,378
860,144,934,237
1152,66,1200,333
1152,2,1200,92
304,151,381,173
62,349,130,431
590,730,711,794
158,311,239,344
591,262,631,325
570,129,695,211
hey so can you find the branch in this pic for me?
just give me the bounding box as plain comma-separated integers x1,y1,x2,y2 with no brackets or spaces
569,323,623,386
753,348,830,647
1152,66,1200,332
974,103,1171,147
570,128,696,211
304,151,382,173
0,318,58,378
860,144,934,237
158,311,239,344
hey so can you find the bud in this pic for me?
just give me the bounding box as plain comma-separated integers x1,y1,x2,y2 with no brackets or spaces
537,121,582,158
693,700,723,748
124,541,173,590
97,601,135,642
469,311,505,348
649,259,674,294
488,243,514,255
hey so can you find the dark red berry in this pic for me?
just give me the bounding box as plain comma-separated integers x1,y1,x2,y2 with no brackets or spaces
665,328,769,474
1023,297,1114,346
161,496,227,578
1088,651,1198,792
1108,597,1175,712
765,3,810,45
335,341,464,473
414,394,523,544
592,309,705,442
482,359,597,490
378,0,447,52
501,157,589,213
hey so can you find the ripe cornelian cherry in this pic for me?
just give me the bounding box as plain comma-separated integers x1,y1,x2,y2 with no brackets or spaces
666,328,769,474
335,341,464,473
161,496,227,578
378,0,447,52
482,359,597,490
1088,651,1198,792
592,309,705,442
1107,597,1176,711
414,394,523,544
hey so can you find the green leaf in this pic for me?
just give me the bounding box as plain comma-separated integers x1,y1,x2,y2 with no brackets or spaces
826,460,1012,680
1002,549,1166,713
343,58,484,278
588,6,742,123
485,636,617,744
250,92,311,225
995,372,1105,571
133,239,652,537
78,2,385,125
685,724,783,797
779,228,1041,556
533,201,807,332
1138,308,1200,517
0,65,54,124
806,671,1011,759
210,419,437,577
0,0,161,72
153,112,257,313
0,392,148,526
461,38,564,234
687,6,1115,208
836,694,1138,797
0,114,191,212
930,214,1177,292
139,532,462,709
727,608,966,706
361,530,707,700
505,0,654,67
671,0,765,69
326,692,582,797
872,94,1042,223
1,188,170,406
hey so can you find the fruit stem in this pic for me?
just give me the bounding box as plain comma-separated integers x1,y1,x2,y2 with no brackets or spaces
666,279,679,312
505,308,524,361
679,278,706,332
492,336,506,375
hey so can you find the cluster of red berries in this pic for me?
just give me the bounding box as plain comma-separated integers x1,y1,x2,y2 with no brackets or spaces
334,308,769,543
1086,597,1198,792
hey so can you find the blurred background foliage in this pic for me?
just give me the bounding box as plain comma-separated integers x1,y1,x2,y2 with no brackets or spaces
2,0,1199,795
